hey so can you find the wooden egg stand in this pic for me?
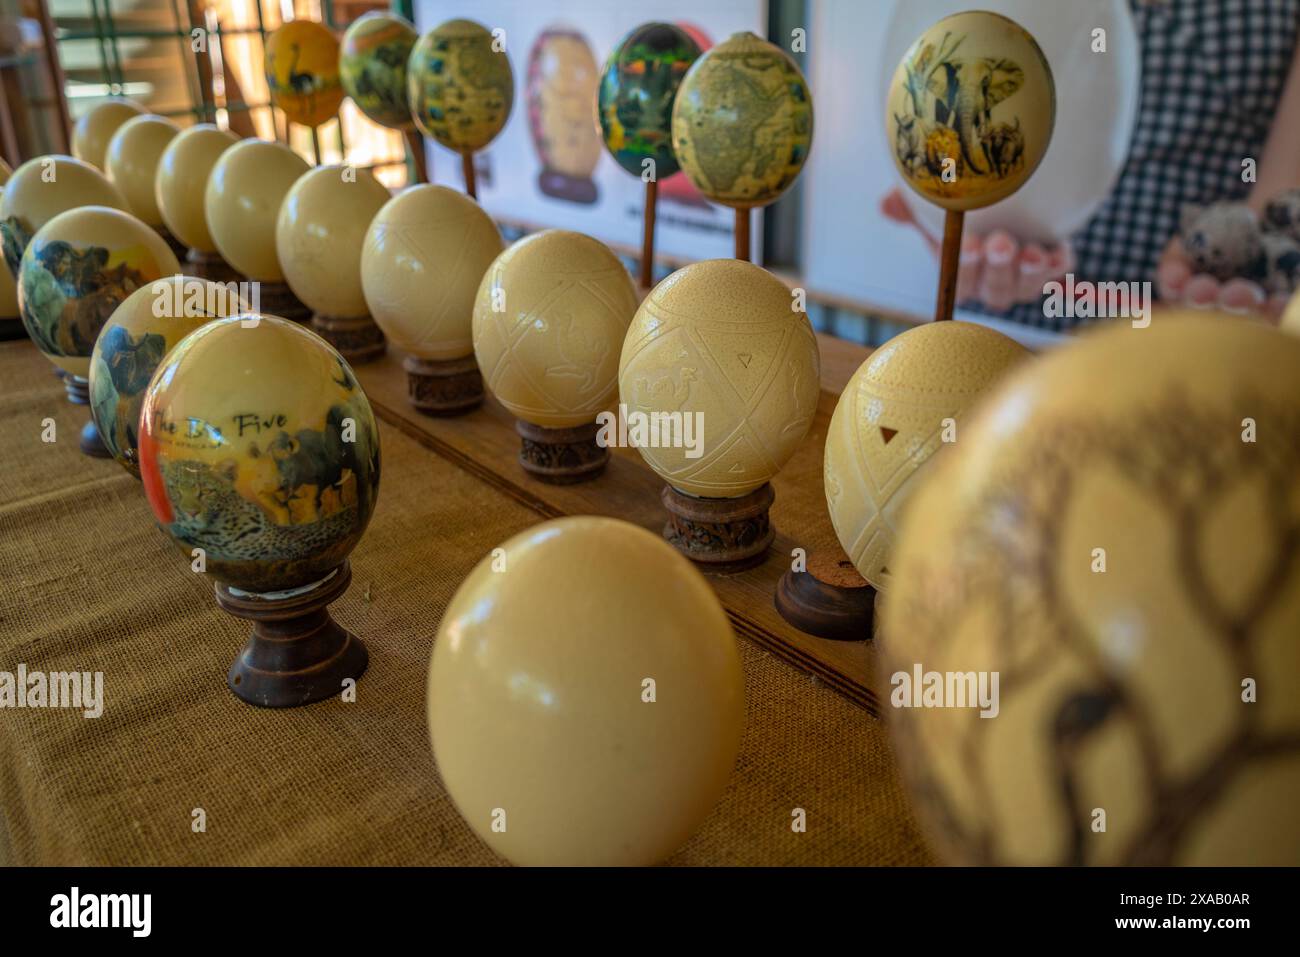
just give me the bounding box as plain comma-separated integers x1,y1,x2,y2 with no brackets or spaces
64,371,112,457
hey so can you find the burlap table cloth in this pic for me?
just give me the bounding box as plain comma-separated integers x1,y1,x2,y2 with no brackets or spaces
0,340,934,866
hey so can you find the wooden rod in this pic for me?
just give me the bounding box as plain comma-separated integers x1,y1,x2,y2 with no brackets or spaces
935,209,965,322
640,178,658,289
462,150,477,199
405,130,428,184
310,125,322,166
734,206,750,262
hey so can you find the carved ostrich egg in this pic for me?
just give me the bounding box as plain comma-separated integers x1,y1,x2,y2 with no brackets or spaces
204,139,310,282
155,125,240,253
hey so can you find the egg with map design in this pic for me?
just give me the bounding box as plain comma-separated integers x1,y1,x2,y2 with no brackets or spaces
598,22,701,180
1,155,127,279
407,19,514,152
265,19,345,128
671,31,812,208
138,314,381,593
619,259,819,498
473,230,636,429
155,125,240,254
362,184,503,360
89,277,247,476
340,12,418,131
18,205,179,378
72,98,146,170
824,321,1027,590
527,28,600,203
105,114,180,227
882,313,1300,866
205,139,310,282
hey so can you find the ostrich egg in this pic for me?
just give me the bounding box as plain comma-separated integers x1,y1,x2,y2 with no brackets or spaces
598,22,701,180
105,114,180,227
885,10,1055,212
275,165,390,319
882,312,1300,866
204,139,310,282
526,29,601,180
72,98,147,169
1,155,127,278
138,315,381,593
18,206,180,378
407,19,514,152
155,124,239,253
428,516,744,866
0,158,15,319
824,321,1027,589
264,19,345,128
618,259,819,498
1282,290,1300,335
472,230,636,428
90,276,247,476
361,184,503,360
671,31,812,208
340,11,418,130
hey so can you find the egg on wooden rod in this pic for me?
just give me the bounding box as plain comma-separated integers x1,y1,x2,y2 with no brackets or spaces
155,124,239,280
1,155,127,279
881,312,1300,865
89,276,247,477
823,321,1027,591
104,114,180,231
408,19,514,154
472,229,637,482
340,11,418,131
361,184,503,413
138,314,380,707
72,98,147,170
428,516,744,867
264,19,345,128
618,259,819,570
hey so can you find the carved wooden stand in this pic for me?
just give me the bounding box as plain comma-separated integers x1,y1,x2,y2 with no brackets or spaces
258,280,312,324
515,419,608,483
661,482,775,574
216,561,368,708
312,313,385,365
65,373,110,457
775,549,875,642
404,354,483,416
184,248,241,283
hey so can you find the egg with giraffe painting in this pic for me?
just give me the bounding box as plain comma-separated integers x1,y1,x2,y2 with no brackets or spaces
265,20,345,128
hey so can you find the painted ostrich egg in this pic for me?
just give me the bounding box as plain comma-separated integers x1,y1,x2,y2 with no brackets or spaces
265,19,345,128
155,124,240,253
0,158,16,319
671,32,813,208
526,28,601,180
90,276,247,476
1,155,127,279
824,321,1027,590
18,206,179,378
72,98,147,170
1282,289,1300,335
138,314,381,593
361,184,503,360
105,114,180,227
598,22,701,181
407,19,514,152
340,11,418,130
473,230,636,428
886,10,1055,212
619,259,819,498
429,516,743,866
275,165,390,319
882,313,1300,866
204,139,310,282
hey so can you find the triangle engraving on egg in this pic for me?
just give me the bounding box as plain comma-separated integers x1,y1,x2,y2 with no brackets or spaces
880,427,898,444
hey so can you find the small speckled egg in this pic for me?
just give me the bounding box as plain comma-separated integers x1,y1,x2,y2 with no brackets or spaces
824,321,1027,589
18,205,180,377
428,515,744,866
105,114,180,226
619,259,819,498
155,124,239,253
361,184,503,360
90,276,247,476
204,139,310,282
276,165,391,320
72,99,147,170
473,230,637,428
407,19,514,152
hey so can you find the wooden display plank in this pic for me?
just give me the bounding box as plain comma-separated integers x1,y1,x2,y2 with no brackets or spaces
356,333,885,714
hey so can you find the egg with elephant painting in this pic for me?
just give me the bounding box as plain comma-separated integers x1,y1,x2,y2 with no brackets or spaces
18,205,180,378
265,19,345,128
138,314,381,593
340,11,418,130
89,276,248,476
72,98,147,170
105,114,180,227
407,19,514,152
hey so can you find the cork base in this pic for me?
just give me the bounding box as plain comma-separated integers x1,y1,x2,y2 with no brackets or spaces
312,313,385,365
184,248,241,283
217,562,368,709
515,419,608,484
258,280,312,324
65,374,111,457
775,549,875,642
404,355,483,416
661,482,775,574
